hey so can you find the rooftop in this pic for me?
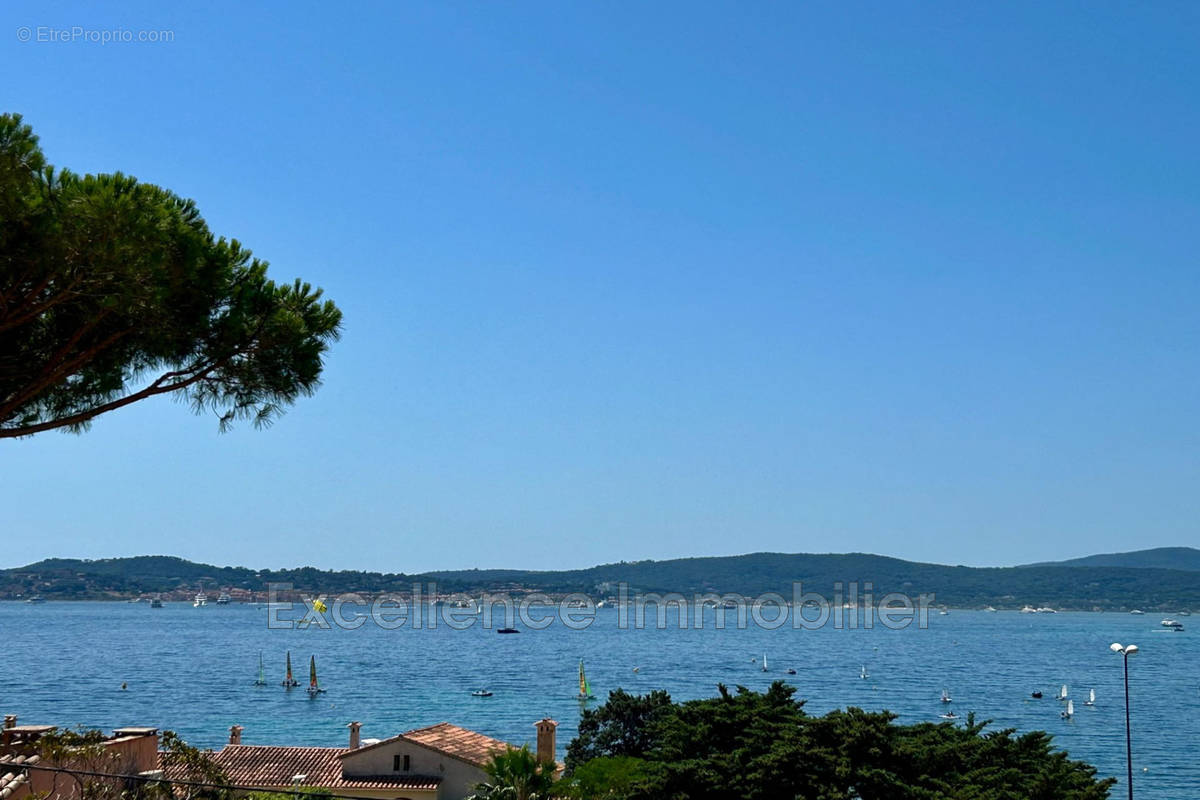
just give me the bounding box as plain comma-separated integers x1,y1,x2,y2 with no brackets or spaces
393,723,511,768
187,747,440,793
0,754,40,800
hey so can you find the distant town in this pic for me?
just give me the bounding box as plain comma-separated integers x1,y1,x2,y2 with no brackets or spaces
4,548,1199,611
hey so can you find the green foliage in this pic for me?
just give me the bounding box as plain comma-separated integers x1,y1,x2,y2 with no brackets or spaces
554,757,648,799
33,728,231,800
565,688,672,770
467,745,558,800
564,682,1116,800
0,113,342,439
5,548,1200,609
243,791,331,800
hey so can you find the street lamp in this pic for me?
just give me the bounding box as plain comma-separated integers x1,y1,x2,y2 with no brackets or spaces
1110,643,1138,800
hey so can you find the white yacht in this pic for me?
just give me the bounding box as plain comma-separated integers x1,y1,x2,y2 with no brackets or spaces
193,593,208,607
216,592,232,605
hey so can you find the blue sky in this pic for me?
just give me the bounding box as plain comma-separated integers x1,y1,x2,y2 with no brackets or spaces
2,2,1197,572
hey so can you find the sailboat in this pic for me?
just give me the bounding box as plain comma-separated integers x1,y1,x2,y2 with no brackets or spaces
860,665,869,680
1057,684,1068,701
1061,699,1075,719
762,653,768,672
254,652,266,686
307,655,326,696
1084,688,1095,706
281,651,299,688
578,659,595,700
941,688,952,703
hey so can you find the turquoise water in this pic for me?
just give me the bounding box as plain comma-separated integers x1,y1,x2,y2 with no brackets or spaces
2,603,1196,798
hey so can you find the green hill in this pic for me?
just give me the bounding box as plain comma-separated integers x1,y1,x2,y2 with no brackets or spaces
1025,546,1200,571
3,550,1199,610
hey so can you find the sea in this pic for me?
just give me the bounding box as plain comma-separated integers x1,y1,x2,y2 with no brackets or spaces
2,602,1197,798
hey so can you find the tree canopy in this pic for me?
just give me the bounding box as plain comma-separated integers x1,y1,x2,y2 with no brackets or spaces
559,682,1116,800
467,745,558,800
0,113,342,439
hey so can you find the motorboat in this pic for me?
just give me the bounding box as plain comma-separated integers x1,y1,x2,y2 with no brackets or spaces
471,689,493,697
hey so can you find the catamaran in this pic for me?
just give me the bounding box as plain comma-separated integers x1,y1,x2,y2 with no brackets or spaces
578,659,595,700
254,652,266,686
1084,688,1095,706
281,651,299,687
307,655,326,696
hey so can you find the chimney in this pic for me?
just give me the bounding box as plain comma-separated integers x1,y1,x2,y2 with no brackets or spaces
3,715,15,730
534,719,557,764
229,725,243,745
347,722,362,750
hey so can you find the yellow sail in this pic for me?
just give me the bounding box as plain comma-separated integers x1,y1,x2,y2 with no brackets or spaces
579,659,591,697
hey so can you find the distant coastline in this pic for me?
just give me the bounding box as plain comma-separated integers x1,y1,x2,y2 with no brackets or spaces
3,548,1199,610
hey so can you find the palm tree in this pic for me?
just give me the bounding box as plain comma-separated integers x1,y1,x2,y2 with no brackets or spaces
467,745,557,800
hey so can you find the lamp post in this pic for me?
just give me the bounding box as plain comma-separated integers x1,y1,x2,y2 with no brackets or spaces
292,773,307,800
1109,642,1138,800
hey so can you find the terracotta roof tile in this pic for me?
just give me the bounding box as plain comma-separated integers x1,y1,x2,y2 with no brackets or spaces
0,753,40,800
398,723,512,768
190,747,439,793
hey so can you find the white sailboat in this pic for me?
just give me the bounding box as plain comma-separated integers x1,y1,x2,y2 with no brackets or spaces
761,653,768,672
860,665,869,680
941,688,952,703
1084,688,1095,706
1061,699,1074,719
1057,684,1068,701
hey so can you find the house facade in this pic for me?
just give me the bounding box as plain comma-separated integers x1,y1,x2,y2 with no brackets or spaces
0,717,160,800
207,719,558,800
